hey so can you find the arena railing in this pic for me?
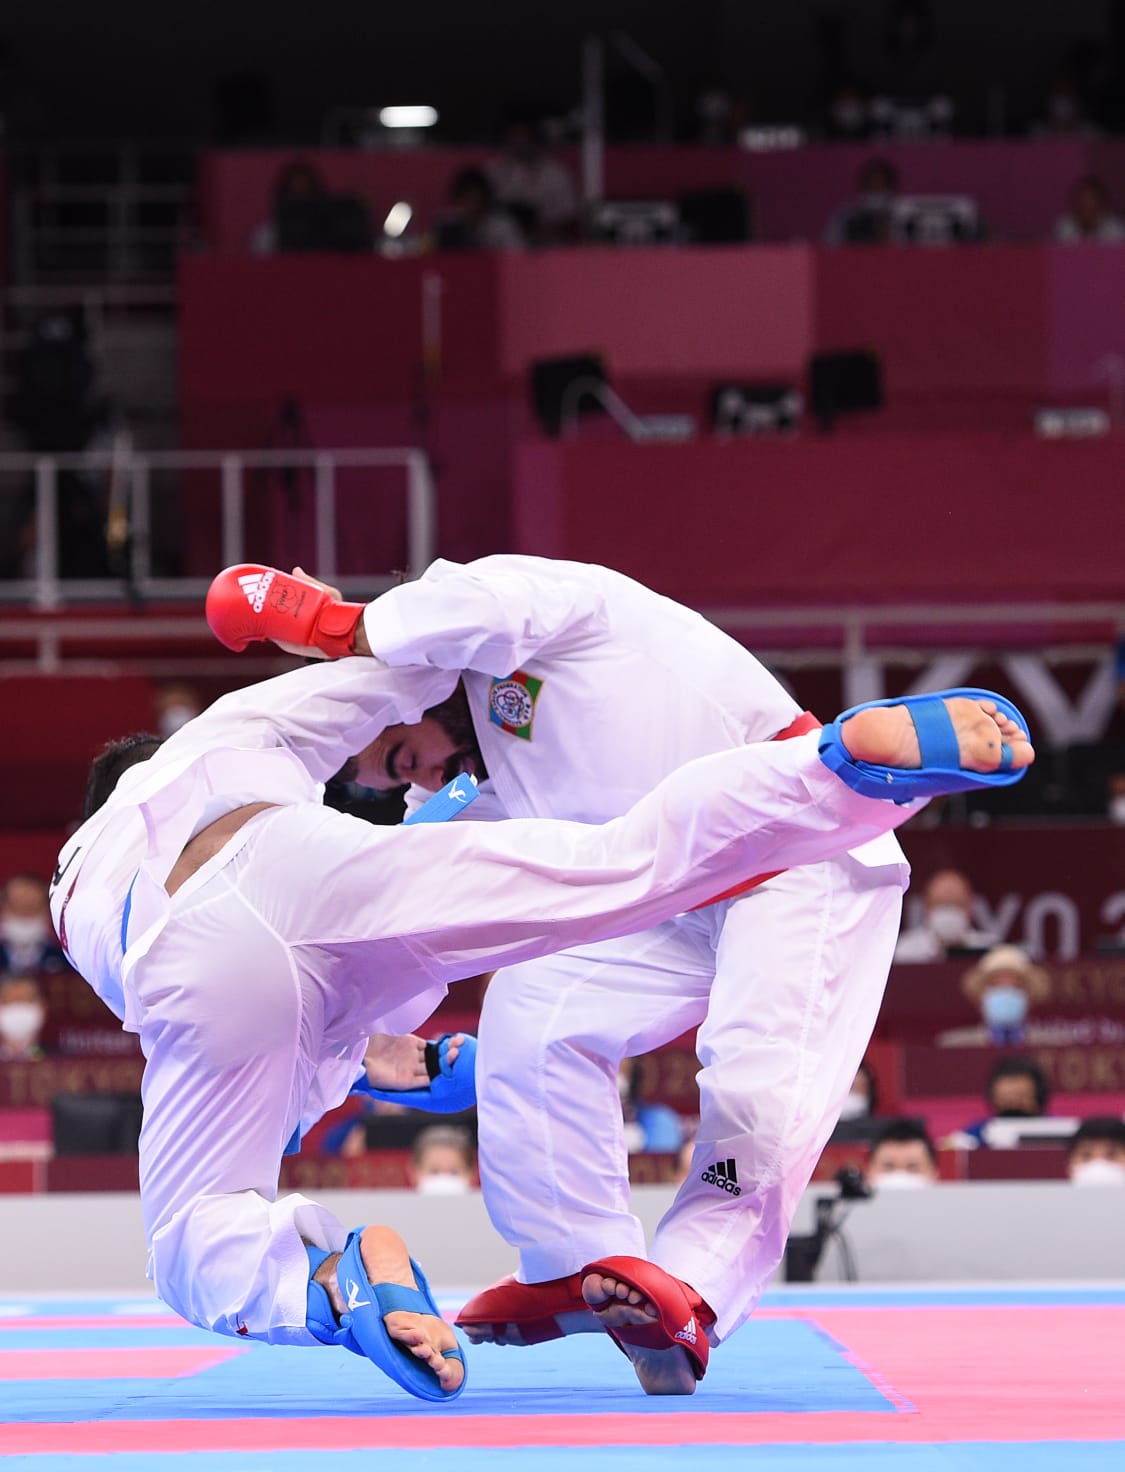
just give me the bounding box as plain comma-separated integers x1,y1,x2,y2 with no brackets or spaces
0,446,437,611
7,141,197,287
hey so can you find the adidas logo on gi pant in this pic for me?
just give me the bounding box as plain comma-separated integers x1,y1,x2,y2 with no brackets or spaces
239,570,275,613
701,1158,741,1196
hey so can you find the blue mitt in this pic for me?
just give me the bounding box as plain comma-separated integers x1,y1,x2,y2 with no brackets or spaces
351,1032,477,1115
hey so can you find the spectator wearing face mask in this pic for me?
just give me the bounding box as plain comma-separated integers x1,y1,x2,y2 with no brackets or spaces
153,683,203,740
1067,1117,1125,1187
618,1057,684,1154
836,1060,879,1124
949,1057,1051,1148
0,874,66,978
406,1124,477,1197
864,1119,939,1190
893,868,998,964
955,946,1051,1046
0,974,48,1061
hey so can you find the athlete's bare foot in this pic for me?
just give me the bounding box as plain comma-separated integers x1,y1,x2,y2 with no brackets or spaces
840,696,1034,776
314,1225,464,1395
582,1270,697,1396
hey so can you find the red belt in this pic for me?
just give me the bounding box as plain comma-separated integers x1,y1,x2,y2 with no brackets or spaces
688,710,822,911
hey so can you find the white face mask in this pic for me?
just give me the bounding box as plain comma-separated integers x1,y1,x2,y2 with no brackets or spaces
622,1120,648,1154
1071,1158,1125,1188
838,1090,870,1121
1109,796,1125,826
158,704,197,738
1,916,50,949
928,904,969,944
415,1172,471,1196
0,1001,45,1047
871,1170,931,1191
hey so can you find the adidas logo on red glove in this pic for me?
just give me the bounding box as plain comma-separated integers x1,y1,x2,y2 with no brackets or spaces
238,568,275,613
206,563,365,658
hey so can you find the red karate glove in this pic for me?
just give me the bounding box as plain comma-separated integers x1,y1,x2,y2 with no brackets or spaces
205,563,365,657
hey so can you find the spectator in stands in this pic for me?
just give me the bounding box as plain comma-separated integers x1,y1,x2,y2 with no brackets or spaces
939,944,1052,1047
951,1057,1051,1148
838,1059,879,1122
407,1124,477,1195
5,310,111,581
671,1124,698,1186
864,1118,938,1189
821,79,872,142
487,109,578,245
694,87,751,145
1033,60,1098,139
250,158,327,254
434,167,525,252
823,158,900,245
893,867,998,963
1053,175,1125,244
0,974,47,1061
1067,1117,1125,1187
322,1098,418,1158
1110,776,1125,828
619,1057,684,1154
0,874,66,978
153,683,203,740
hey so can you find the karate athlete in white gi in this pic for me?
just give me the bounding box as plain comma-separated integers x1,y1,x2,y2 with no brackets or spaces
206,555,1033,1395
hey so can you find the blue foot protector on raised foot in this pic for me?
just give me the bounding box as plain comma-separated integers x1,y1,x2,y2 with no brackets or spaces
335,1228,466,1402
817,686,1030,803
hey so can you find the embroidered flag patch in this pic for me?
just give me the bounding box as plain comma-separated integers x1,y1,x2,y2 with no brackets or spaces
488,670,543,740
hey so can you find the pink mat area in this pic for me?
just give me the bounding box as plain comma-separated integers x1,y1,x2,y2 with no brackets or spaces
4,1300,1124,1454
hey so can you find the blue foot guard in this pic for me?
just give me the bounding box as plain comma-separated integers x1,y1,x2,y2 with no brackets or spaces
817,687,1030,804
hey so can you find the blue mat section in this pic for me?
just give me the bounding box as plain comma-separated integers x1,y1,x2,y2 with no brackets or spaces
9,1283,1125,1322
4,1445,1125,1472
0,1312,895,1422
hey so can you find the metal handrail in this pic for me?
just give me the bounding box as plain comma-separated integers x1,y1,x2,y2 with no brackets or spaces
0,447,437,611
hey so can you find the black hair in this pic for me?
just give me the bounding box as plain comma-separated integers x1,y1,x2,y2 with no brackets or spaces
1073,173,1108,201
855,1059,880,1115
986,1056,1050,1114
427,681,488,783
1067,1116,1125,1158
858,156,900,192
870,1117,936,1165
2,871,50,892
83,732,164,820
449,166,493,204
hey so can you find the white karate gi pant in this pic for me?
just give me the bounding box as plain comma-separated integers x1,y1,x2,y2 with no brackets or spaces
476,845,905,1342
132,733,914,1346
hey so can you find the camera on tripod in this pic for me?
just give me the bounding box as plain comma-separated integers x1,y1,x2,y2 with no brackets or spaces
784,1166,871,1282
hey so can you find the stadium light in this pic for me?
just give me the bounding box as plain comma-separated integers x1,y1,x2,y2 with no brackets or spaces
379,106,439,129
383,202,413,238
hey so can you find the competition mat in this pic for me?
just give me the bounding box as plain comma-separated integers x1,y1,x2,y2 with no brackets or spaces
2,1285,1124,1469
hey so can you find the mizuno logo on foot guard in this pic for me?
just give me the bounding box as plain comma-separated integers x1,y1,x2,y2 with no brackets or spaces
675,1315,697,1345
238,570,275,613
701,1158,742,1196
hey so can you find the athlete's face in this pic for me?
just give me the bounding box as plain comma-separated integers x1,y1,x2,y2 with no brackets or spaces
352,716,478,793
